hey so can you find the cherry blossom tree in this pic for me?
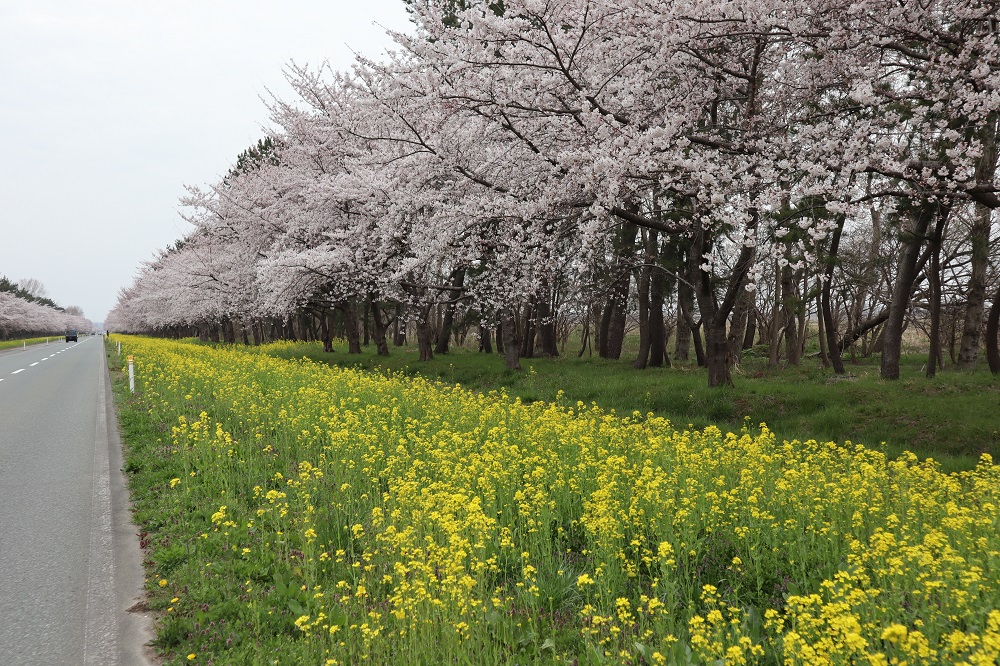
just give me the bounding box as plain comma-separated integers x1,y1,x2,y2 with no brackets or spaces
108,0,1000,386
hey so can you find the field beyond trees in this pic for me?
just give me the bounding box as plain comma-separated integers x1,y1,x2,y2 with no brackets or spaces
111,336,1000,665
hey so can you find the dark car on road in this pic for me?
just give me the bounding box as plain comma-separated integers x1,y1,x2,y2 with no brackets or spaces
65,330,78,342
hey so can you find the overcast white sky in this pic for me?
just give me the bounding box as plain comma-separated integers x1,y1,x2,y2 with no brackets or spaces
0,1,413,323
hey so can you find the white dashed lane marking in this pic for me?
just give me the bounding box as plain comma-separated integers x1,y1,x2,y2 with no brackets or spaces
29,362,38,367
11,369,24,374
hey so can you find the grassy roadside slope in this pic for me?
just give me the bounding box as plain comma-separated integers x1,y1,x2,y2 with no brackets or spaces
0,335,66,351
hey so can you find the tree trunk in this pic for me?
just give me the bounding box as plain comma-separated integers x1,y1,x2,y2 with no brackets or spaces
742,308,757,350
607,290,629,360
648,255,669,368
986,281,1000,374
597,296,612,358
691,233,723,382
822,215,847,374
369,296,390,356
704,317,731,387
340,300,362,354
691,322,706,367
781,261,800,366
307,312,316,341
519,300,535,359
960,114,999,367
434,268,465,354
726,280,753,366
393,302,406,346
321,310,333,352
817,292,829,367
501,307,521,370
633,229,653,369
693,207,759,387
578,312,591,358
674,276,705,368
926,211,949,377
438,319,456,354
479,326,493,354
535,290,559,357
798,272,810,361
881,202,937,380
691,236,730,385
600,222,637,359
958,204,992,368
362,300,371,346
416,304,434,361
948,309,959,365
673,308,691,361
769,258,782,367
674,279,693,361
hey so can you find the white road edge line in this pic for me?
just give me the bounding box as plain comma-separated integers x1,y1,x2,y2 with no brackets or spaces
84,347,117,666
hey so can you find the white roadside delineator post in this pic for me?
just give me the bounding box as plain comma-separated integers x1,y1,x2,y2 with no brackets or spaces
127,355,135,394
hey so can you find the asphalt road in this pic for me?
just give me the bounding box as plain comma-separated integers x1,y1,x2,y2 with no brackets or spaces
0,337,152,665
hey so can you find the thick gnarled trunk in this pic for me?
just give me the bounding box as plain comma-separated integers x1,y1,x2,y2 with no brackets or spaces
691,209,759,388
881,203,936,380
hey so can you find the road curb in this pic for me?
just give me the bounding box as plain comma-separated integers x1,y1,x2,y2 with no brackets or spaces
98,345,157,665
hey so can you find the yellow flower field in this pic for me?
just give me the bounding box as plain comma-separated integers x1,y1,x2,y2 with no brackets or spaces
113,336,1000,665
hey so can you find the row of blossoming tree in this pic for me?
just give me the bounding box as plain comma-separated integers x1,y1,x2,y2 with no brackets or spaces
0,275,92,339
107,0,1000,387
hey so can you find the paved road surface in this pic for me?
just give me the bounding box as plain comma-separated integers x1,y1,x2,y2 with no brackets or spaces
0,337,152,665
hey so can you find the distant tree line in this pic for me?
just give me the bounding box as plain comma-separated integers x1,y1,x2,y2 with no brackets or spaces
0,274,92,339
1,276,59,310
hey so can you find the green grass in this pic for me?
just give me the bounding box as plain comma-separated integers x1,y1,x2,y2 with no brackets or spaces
257,340,999,473
0,335,64,351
